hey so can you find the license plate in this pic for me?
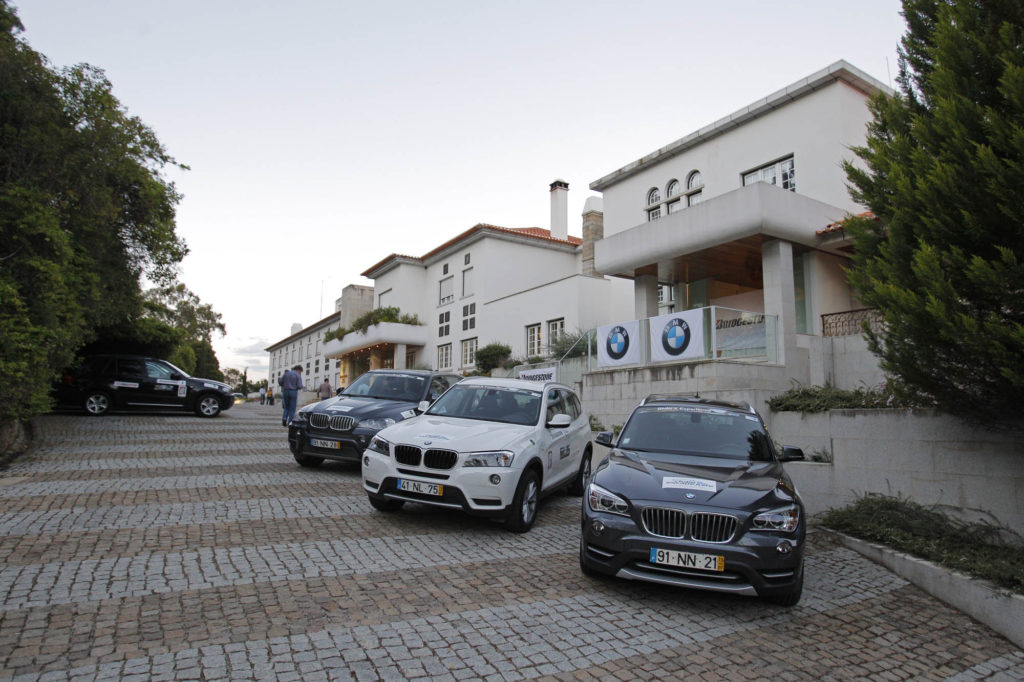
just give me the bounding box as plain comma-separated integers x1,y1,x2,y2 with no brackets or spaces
310,438,340,449
650,547,724,572
397,479,443,496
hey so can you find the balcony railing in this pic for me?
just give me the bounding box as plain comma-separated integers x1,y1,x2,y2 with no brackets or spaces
822,308,884,337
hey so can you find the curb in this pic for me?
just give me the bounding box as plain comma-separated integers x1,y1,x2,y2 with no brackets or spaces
831,531,1024,649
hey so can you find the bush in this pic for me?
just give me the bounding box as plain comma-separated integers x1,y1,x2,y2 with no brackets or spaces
767,382,922,414
474,343,511,374
324,307,421,343
549,329,591,359
821,494,1024,594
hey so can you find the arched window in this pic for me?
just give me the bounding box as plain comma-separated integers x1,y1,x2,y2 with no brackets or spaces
687,171,702,190
666,180,680,197
647,188,661,205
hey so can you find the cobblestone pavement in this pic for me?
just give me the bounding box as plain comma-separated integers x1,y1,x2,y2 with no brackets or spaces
0,405,1021,681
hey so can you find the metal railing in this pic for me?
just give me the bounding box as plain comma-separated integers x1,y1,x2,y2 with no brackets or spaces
822,308,884,337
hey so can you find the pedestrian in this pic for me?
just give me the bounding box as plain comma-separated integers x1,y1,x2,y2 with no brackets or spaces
278,364,303,426
318,378,332,400
259,386,266,405
267,388,274,406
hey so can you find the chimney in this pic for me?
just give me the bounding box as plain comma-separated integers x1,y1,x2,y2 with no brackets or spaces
290,323,303,335
581,197,604,277
549,179,569,241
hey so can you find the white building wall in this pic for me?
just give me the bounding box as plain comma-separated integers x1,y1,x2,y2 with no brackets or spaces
600,80,875,238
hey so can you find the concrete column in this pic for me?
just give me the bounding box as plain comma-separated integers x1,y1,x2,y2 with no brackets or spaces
762,240,796,365
394,344,407,369
634,274,659,319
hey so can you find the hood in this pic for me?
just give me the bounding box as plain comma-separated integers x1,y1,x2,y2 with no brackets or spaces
593,448,800,510
306,394,419,421
377,415,533,452
188,377,233,393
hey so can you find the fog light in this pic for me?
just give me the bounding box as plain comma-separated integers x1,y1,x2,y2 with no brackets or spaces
591,519,605,534
489,474,501,485
363,456,369,467
776,540,793,556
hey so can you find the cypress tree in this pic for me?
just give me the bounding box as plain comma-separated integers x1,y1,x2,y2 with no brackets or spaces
844,0,1024,427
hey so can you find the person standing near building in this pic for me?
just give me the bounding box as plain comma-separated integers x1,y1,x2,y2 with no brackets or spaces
278,365,303,426
318,378,332,400
259,386,266,405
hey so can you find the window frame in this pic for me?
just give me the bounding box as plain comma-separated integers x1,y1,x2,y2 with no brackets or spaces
461,337,478,367
526,324,542,357
437,343,452,369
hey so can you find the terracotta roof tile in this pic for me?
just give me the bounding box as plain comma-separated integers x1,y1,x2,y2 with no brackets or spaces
817,211,876,235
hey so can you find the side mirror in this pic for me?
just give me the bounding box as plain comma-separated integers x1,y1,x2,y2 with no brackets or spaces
170,372,184,380
547,413,572,429
595,431,615,446
779,446,805,462
417,400,431,413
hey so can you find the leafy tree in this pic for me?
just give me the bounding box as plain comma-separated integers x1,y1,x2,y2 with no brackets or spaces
843,0,1024,426
143,283,225,342
474,343,511,374
0,1,191,421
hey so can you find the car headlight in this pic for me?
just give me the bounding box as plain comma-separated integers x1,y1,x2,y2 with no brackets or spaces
751,505,800,533
462,451,514,467
292,410,311,425
587,483,630,516
368,436,390,454
358,417,396,431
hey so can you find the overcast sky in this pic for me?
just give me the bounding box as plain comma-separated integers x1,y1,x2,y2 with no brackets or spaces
15,1,907,379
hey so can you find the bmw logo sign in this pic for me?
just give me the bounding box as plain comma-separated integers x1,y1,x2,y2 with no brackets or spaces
606,326,630,360
661,317,691,356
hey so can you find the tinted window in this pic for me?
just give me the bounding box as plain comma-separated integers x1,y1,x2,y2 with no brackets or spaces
117,359,146,379
427,385,540,426
343,372,426,401
617,406,772,461
144,360,177,380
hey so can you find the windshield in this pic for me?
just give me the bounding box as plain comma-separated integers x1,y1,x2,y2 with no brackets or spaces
426,384,541,426
342,372,426,401
616,405,773,461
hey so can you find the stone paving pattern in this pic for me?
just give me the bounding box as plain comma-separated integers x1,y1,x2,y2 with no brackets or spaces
0,405,1021,681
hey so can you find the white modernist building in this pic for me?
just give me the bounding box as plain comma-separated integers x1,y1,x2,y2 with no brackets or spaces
322,181,633,380
585,60,892,423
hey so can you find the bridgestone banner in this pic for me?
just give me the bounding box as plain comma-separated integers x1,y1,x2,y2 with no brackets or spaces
597,320,642,367
517,366,557,382
649,309,705,363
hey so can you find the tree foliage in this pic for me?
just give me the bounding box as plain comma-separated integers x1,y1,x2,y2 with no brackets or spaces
323,307,422,343
0,2,193,420
474,343,511,374
843,0,1024,427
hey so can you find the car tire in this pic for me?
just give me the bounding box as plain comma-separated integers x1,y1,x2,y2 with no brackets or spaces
505,469,540,533
568,448,591,496
83,391,110,416
764,562,804,606
294,454,323,468
367,493,404,512
195,394,222,418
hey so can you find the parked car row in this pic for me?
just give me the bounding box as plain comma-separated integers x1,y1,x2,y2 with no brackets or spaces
289,369,808,605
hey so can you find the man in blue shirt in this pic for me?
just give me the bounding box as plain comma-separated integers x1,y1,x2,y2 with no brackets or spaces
278,365,304,426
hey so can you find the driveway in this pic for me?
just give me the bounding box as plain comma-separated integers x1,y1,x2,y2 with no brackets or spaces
0,404,1021,680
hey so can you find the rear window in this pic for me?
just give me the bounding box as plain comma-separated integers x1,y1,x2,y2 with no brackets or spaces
616,405,773,461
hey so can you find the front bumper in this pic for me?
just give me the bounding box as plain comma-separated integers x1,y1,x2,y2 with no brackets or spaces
580,507,804,599
288,424,370,463
362,448,519,518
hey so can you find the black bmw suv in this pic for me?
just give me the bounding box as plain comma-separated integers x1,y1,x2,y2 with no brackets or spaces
55,354,236,418
580,394,806,605
287,369,461,468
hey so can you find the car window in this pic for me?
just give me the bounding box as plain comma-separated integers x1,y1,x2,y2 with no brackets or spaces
343,373,426,401
427,385,541,426
545,389,571,422
566,391,582,419
144,360,177,380
428,376,456,401
117,359,146,379
617,406,772,461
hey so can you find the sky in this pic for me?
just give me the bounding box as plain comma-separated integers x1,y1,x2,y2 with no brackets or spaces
14,1,907,380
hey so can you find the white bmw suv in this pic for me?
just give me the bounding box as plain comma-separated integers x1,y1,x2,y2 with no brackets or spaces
361,377,593,532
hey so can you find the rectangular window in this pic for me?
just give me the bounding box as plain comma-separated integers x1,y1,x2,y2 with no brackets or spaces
437,343,452,369
526,324,542,357
438,311,450,337
439,276,454,304
547,318,564,351
687,190,703,206
667,200,683,214
462,268,474,297
647,206,661,221
462,302,476,331
462,338,478,367
743,156,795,192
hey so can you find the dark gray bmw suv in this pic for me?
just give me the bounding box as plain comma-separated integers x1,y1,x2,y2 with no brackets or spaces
580,394,806,605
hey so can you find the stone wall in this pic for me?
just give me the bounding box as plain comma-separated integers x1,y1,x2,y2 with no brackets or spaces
771,409,1023,535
